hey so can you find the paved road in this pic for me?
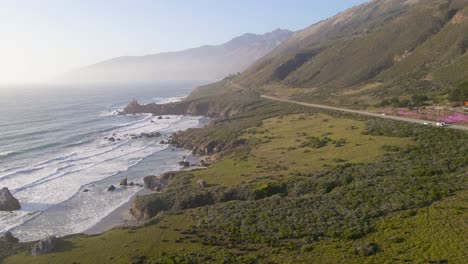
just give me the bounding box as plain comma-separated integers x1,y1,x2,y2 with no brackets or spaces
261,95,468,132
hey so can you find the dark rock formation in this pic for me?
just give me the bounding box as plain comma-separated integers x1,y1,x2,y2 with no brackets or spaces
108,137,115,142
31,236,58,256
143,172,176,191
178,161,190,167
0,231,19,244
200,160,211,167
129,182,134,186
0,187,21,211
130,196,169,220
83,189,89,193
143,176,165,192
197,179,207,189
141,132,161,138
107,185,116,192
121,96,248,117
120,178,128,186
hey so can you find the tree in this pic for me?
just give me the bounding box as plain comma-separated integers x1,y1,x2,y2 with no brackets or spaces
449,82,468,102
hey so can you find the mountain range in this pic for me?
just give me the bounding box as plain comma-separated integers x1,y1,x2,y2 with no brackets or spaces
233,0,468,106
58,29,293,84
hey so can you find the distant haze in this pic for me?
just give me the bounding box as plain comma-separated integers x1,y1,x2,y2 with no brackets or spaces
56,29,293,84
0,1,368,86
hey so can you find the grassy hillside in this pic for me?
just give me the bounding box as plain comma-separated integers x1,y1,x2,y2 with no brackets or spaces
3,97,466,263
236,0,468,106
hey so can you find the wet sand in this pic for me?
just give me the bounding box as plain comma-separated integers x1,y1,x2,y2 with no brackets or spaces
83,154,205,235
84,187,153,235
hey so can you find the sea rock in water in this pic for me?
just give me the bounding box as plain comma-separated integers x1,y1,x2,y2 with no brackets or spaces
141,132,161,138
129,182,135,186
83,189,89,193
120,178,128,186
197,179,207,189
0,187,21,211
108,137,115,142
31,236,58,256
107,185,116,192
178,161,190,167
157,116,163,119
0,231,19,244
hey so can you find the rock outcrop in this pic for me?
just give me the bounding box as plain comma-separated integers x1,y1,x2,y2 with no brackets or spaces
143,171,176,192
178,161,190,167
107,185,116,192
0,231,19,244
197,179,207,189
120,178,128,186
0,187,21,211
31,236,58,256
141,132,161,138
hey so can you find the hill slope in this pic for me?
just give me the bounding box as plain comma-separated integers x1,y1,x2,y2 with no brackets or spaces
58,29,293,84
236,0,468,106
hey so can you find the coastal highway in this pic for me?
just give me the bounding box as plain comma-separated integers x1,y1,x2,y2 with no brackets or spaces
261,95,468,132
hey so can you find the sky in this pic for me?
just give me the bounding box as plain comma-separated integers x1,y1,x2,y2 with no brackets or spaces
0,0,368,85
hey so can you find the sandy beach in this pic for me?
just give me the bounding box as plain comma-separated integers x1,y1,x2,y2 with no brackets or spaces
83,154,205,235
83,187,153,235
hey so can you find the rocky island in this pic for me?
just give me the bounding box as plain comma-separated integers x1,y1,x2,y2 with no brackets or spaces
0,188,21,211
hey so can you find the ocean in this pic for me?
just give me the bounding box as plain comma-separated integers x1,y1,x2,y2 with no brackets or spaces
0,82,208,241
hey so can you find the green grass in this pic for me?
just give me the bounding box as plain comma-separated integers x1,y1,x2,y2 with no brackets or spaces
2,98,466,263
3,213,204,264
269,190,468,264
192,113,410,187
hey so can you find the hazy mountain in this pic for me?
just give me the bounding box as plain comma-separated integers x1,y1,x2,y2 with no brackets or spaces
236,0,468,105
58,29,293,84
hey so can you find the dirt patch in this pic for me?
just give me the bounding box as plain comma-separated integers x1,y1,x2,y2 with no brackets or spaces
451,13,467,24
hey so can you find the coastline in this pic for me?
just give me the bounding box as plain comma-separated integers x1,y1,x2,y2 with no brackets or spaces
83,187,153,235
82,118,211,235
83,154,203,235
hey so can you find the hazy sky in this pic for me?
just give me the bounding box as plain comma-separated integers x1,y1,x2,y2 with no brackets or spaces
0,0,368,85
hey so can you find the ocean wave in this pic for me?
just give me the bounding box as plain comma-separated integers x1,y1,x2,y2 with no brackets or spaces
0,150,16,158
1,113,200,239
12,141,165,194
36,152,78,166
153,96,186,104
0,127,64,142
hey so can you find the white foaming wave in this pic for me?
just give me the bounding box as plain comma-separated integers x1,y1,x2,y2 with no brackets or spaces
98,109,121,117
11,149,190,242
13,140,163,196
115,114,153,128
1,115,200,235
13,142,165,212
0,150,15,158
153,96,186,104
0,115,171,187
0,211,40,234
112,115,183,136
36,152,78,166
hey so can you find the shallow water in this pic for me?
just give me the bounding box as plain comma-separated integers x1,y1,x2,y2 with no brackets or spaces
0,82,208,241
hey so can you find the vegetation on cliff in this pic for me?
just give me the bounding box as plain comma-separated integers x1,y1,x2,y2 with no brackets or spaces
237,0,468,107
4,94,466,263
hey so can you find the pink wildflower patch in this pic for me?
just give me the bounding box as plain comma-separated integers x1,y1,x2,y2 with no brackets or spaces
397,110,415,116
439,113,468,123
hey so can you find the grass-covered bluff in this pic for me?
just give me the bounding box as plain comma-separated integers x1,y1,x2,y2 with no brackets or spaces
2,93,467,263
